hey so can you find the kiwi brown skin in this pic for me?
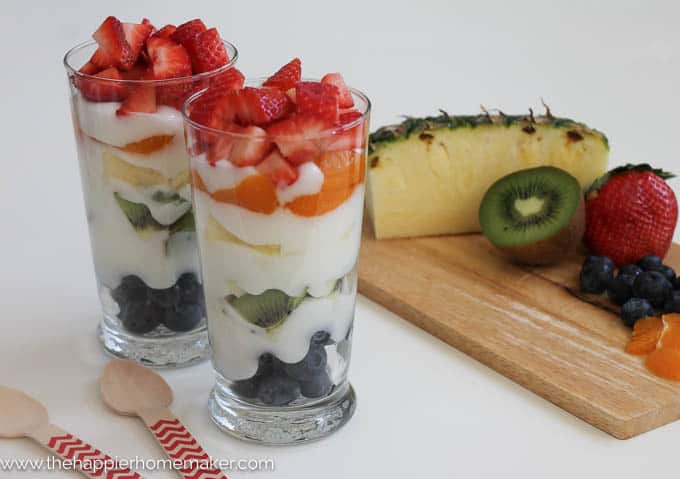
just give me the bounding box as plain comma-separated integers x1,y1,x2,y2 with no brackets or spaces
493,196,586,266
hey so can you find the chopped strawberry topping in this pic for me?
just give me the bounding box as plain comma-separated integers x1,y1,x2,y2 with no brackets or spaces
263,58,301,91
228,126,273,166
122,22,153,63
156,81,195,109
321,73,354,108
146,36,191,79
205,125,270,165
256,149,299,186
238,87,294,125
295,81,339,121
184,28,229,73
77,67,128,102
322,110,366,152
116,85,157,115
92,16,134,70
210,67,245,92
170,19,207,47
267,115,334,164
76,17,239,107
88,48,115,69
119,62,147,80
153,24,177,38
339,110,362,124
79,62,100,75
209,87,293,128
186,67,245,116
141,18,156,32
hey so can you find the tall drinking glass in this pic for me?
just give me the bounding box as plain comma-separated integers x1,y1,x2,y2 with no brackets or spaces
183,81,370,443
64,40,239,367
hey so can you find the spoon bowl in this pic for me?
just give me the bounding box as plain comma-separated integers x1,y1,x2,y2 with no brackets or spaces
0,386,49,438
98,360,227,479
100,359,173,415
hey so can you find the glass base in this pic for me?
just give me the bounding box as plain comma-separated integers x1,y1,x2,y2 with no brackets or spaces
209,375,356,445
98,319,210,368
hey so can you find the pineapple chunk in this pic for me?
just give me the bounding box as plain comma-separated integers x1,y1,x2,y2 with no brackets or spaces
103,151,190,189
205,214,281,256
366,112,609,239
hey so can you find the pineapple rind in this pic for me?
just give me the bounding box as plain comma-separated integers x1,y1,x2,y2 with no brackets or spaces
369,112,609,154
366,115,609,239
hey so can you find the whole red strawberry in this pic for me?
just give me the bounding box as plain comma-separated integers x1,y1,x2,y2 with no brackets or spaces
584,164,678,266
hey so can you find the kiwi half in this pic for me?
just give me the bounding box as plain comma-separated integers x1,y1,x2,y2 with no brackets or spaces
227,290,306,330
479,166,585,266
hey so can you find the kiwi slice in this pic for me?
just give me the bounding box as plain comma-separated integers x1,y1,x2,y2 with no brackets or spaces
228,290,306,330
479,166,585,266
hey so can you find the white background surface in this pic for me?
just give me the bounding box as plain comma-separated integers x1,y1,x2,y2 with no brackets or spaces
1,0,680,477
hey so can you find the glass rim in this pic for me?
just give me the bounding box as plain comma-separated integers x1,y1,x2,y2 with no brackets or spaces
63,39,239,86
181,77,371,141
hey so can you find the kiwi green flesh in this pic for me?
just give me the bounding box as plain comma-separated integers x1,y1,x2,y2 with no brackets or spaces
479,167,582,248
228,290,306,330
497,197,585,266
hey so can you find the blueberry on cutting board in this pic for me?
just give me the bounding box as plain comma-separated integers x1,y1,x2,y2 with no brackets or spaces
607,274,636,305
664,291,680,314
621,298,655,328
638,255,663,271
580,256,615,294
632,271,673,308
619,264,643,277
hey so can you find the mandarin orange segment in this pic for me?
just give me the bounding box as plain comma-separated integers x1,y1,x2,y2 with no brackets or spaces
120,135,174,154
192,151,365,217
646,348,680,381
658,313,680,350
192,170,278,215
286,151,365,217
625,316,663,356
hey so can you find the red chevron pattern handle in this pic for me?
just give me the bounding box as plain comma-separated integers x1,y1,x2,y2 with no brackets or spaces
149,417,227,479
36,428,142,479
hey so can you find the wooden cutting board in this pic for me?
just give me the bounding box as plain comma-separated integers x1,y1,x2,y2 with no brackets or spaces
358,224,680,439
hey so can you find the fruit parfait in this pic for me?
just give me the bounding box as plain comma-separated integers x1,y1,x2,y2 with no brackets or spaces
183,59,370,443
64,16,241,367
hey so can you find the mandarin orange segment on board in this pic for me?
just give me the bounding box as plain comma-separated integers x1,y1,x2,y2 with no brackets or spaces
625,316,663,356
120,135,175,154
658,313,680,350
646,347,680,381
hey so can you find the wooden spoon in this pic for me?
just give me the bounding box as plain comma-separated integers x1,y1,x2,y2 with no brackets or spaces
0,385,143,479
99,359,227,479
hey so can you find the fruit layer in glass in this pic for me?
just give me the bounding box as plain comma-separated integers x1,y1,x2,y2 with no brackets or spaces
64,17,240,367
183,60,370,443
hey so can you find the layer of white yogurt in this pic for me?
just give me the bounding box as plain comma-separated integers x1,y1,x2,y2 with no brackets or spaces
102,136,190,180
110,178,192,226
75,92,183,147
194,171,364,380
75,94,200,290
209,288,357,380
192,155,324,202
193,185,364,298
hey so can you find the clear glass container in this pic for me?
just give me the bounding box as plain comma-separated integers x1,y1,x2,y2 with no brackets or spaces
64,40,238,367
183,81,370,443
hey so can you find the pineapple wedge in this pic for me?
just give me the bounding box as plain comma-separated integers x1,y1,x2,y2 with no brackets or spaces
366,111,609,239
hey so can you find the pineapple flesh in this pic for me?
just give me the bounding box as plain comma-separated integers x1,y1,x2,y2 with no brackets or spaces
366,112,609,239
